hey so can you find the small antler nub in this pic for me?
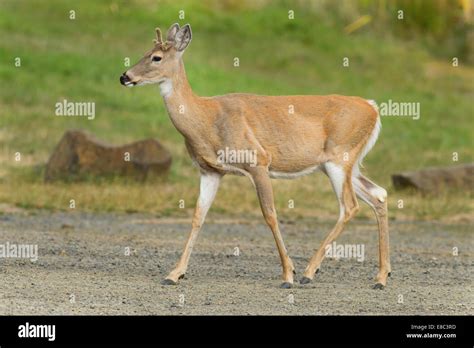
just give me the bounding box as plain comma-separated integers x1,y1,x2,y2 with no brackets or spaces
153,27,163,44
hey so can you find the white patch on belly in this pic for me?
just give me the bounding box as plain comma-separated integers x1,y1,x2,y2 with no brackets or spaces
269,165,320,179
159,79,173,97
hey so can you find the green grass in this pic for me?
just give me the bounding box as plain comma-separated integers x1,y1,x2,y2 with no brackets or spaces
0,0,472,222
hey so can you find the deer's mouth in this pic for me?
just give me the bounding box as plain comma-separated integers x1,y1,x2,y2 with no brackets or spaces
120,73,136,87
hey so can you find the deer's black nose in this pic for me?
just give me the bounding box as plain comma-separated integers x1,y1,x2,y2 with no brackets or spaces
120,73,130,85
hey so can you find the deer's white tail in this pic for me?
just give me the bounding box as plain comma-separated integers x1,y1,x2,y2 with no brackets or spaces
355,99,381,173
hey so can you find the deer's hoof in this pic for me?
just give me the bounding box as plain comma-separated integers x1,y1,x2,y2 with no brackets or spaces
280,282,293,289
161,278,178,285
372,283,385,290
299,276,312,285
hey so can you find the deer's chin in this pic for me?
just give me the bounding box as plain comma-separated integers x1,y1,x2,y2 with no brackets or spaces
124,80,157,87
133,80,158,87
123,81,136,87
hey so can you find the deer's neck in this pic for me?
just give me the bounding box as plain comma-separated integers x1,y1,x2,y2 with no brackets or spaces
160,60,205,139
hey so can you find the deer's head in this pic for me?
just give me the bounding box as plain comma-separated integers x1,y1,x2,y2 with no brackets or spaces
120,23,192,88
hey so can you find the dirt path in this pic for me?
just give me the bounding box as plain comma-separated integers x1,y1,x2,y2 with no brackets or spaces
0,212,472,315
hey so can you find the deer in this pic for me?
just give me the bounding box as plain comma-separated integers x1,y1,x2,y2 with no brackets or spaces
120,23,391,289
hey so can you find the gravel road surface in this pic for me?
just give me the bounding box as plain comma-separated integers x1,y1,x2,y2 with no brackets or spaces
0,212,471,315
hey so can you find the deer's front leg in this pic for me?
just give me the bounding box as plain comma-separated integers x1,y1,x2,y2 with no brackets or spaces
249,166,295,288
162,172,221,285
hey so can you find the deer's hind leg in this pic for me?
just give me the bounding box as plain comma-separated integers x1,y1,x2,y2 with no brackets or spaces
301,162,359,284
352,174,391,289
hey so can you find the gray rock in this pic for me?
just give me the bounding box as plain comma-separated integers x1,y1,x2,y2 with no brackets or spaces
392,163,474,193
44,129,172,181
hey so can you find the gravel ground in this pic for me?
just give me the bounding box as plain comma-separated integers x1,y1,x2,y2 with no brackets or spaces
0,211,472,315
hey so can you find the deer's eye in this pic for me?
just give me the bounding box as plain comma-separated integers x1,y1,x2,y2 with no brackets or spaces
152,56,162,62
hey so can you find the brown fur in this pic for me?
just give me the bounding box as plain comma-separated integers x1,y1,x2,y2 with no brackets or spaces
122,24,390,289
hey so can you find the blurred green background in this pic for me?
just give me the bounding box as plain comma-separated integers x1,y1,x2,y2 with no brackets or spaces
0,0,472,221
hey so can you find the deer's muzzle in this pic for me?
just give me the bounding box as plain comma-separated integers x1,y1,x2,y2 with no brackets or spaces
120,73,135,87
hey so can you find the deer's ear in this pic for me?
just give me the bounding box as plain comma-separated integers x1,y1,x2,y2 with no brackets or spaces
174,24,192,52
166,23,180,42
